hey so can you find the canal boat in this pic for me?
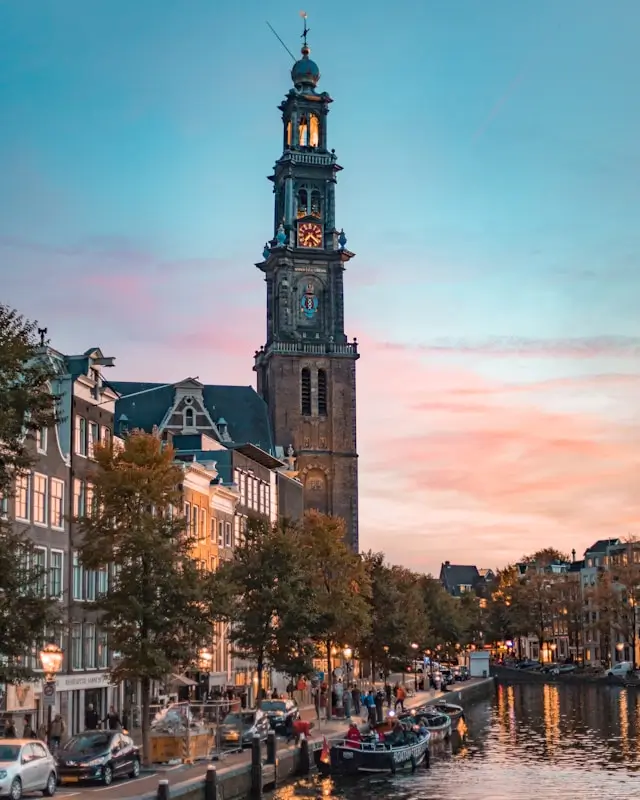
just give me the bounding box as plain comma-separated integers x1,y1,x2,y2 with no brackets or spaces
403,711,451,742
317,730,431,776
430,702,464,722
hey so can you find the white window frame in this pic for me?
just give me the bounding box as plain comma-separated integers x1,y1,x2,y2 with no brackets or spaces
192,505,199,538
84,623,97,669
33,546,47,596
97,629,108,669
75,415,87,456
200,508,206,541
225,521,232,548
32,472,48,527
0,494,8,519
36,427,48,454
101,425,111,446
184,501,191,531
218,520,224,548
183,407,195,430
15,472,31,522
71,623,82,670
72,551,84,601
50,550,64,598
97,566,108,595
88,421,99,458
85,569,96,602
49,478,65,530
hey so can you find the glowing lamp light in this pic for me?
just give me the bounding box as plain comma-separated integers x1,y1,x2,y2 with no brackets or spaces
616,642,625,652
343,646,353,661
411,642,419,650
39,643,63,680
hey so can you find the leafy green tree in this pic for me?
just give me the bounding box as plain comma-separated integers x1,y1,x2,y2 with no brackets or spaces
75,432,220,764
420,576,464,646
0,306,61,682
299,511,371,698
214,516,318,701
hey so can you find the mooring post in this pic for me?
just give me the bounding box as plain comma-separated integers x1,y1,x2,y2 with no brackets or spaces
298,735,310,775
157,779,170,800
266,730,277,765
250,734,263,798
204,765,218,800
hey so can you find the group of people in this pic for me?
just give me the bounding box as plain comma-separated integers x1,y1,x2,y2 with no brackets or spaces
312,681,408,724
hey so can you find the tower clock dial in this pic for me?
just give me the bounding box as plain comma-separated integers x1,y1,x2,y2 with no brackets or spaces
298,222,323,248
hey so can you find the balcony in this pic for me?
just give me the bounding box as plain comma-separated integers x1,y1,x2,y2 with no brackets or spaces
255,339,359,362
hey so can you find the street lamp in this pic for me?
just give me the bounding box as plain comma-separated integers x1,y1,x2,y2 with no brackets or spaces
39,642,63,733
343,646,353,687
411,643,419,691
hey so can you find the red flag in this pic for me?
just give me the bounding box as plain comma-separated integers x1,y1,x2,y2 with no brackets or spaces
320,735,330,764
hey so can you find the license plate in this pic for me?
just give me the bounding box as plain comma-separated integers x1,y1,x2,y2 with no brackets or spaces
342,751,353,759
61,777,79,783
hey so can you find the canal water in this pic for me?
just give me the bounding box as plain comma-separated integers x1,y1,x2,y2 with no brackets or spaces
272,682,640,800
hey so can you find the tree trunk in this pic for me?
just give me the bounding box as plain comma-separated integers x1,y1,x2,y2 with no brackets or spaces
326,639,333,718
141,676,151,768
257,656,264,708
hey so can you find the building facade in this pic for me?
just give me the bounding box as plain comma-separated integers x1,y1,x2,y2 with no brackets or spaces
252,34,360,549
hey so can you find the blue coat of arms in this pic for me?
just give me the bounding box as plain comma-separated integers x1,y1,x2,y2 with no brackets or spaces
301,283,319,319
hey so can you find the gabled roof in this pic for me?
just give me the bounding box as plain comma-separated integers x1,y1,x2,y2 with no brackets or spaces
440,563,481,593
585,538,620,555
109,381,274,454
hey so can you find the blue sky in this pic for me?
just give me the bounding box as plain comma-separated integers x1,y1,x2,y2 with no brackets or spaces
2,0,639,571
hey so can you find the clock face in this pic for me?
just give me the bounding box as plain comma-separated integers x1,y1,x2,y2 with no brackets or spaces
298,222,323,248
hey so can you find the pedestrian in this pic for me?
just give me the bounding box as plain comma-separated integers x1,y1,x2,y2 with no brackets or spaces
375,689,385,723
366,690,377,728
3,716,16,738
351,684,360,715
84,703,100,730
395,684,406,713
22,716,34,738
343,685,352,719
36,721,47,743
104,705,121,731
384,682,392,707
49,714,65,752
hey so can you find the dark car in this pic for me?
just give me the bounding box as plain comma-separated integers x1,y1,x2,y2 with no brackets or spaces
458,666,470,681
440,667,454,687
56,731,140,787
260,699,300,733
218,710,270,748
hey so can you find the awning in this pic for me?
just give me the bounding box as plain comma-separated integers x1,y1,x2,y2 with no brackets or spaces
168,673,198,687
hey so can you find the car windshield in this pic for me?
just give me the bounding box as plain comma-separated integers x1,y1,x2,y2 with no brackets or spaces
261,701,286,712
0,745,20,761
224,713,255,727
63,733,111,752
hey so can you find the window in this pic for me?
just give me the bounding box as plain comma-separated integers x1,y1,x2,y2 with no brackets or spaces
85,570,96,602
50,479,64,529
192,505,198,537
33,473,48,525
75,416,87,456
301,368,311,415
101,426,111,446
318,369,327,416
71,623,82,669
88,422,99,458
309,114,320,147
184,407,195,429
259,484,265,514
298,115,308,146
200,508,207,541
15,473,30,520
218,520,224,548
50,551,63,597
97,629,108,669
97,566,108,595
240,474,246,505
286,120,292,146
84,623,96,668
73,479,85,517
297,187,308,218
0,495,7,519
310,189,321,217
210,516,216,542
225,522,232,548
234,515,240,547
85,483,94,517
33,547,47,596
265,485,271,518
72,552,84,600
35,428,47,454
248,478,254,509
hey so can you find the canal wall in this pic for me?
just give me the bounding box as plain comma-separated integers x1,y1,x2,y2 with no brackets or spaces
139,677,494,800
492,665,640,689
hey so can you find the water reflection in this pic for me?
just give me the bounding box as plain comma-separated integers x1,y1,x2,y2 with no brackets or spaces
273,683,640,799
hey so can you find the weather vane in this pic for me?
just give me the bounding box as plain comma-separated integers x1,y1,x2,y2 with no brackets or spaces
300,10,309,47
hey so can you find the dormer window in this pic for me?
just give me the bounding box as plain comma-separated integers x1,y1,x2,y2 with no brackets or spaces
184,407,195,429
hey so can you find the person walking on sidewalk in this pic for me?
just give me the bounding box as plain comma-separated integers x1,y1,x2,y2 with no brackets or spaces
365,690,377,728
394,684,406,713
343,685,353,719
351,685,360,716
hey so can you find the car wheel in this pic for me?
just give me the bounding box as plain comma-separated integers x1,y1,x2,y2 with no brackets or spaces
102,764,113,786
43,772,57,796
9,777,22,800
129,758,140,779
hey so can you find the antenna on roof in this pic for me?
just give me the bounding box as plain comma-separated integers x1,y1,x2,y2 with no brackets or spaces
266,20,296,62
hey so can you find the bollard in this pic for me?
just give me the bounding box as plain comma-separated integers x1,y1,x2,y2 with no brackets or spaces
266,730,277,765
250,734,263,799
298,735,310,775
204,765,218,800
157,779,170,800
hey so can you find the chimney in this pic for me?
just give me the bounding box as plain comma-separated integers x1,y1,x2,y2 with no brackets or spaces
444,560,450,567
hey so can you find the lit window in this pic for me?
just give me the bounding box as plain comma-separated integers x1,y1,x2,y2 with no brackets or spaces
35,428,48,454
50,479,64,529
286,120,292,146
88,422,99,457
218,520,224,548
85,483,94,517
298,114,308,146
73,479,85,517
184,501,191,532
192,506,199,537
200,508,207,541
33,473,48,525
15,473,30,520
239,475,246,505
309,114,319,147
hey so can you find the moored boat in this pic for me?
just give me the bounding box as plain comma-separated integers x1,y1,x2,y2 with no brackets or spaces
404,711,451,742
430,702,464,722
317,731,430,776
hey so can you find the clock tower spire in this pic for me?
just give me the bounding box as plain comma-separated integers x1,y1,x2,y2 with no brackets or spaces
254,17,360,549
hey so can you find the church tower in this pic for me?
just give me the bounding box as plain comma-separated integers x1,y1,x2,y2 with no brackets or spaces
254,21,359,549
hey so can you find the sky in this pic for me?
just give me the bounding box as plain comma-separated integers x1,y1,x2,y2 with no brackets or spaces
1,0,639,574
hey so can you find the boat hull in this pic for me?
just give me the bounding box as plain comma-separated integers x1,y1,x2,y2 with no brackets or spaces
319,736,430,776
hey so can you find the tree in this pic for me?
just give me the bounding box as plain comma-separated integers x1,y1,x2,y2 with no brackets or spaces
360,553,429,679
299,511,371,699
214,516,318,701
74,432,220,765
0,306,61,682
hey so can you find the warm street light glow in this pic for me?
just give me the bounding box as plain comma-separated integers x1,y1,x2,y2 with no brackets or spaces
343,646,353,660
411,642,419,650
39,643,63,680
616,642,625,652
199,648,213,669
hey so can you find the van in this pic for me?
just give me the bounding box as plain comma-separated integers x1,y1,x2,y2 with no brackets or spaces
605,661,633,677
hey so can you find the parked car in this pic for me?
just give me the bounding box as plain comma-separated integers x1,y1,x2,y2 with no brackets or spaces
551,663,577,675
219,710,270,748
515,660,541,670
56,731,140,787
0,739,57,800
606,661,633,678
260,699,300,733
440,667,455,687
458,666,470,681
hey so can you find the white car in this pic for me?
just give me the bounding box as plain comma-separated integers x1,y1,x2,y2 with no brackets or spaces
0,739,57,799
605,661,633,678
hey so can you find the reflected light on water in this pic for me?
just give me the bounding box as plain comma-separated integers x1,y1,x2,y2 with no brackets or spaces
272,684,640,800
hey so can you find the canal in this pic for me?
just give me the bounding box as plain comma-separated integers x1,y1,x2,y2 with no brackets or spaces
272,682,640,799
